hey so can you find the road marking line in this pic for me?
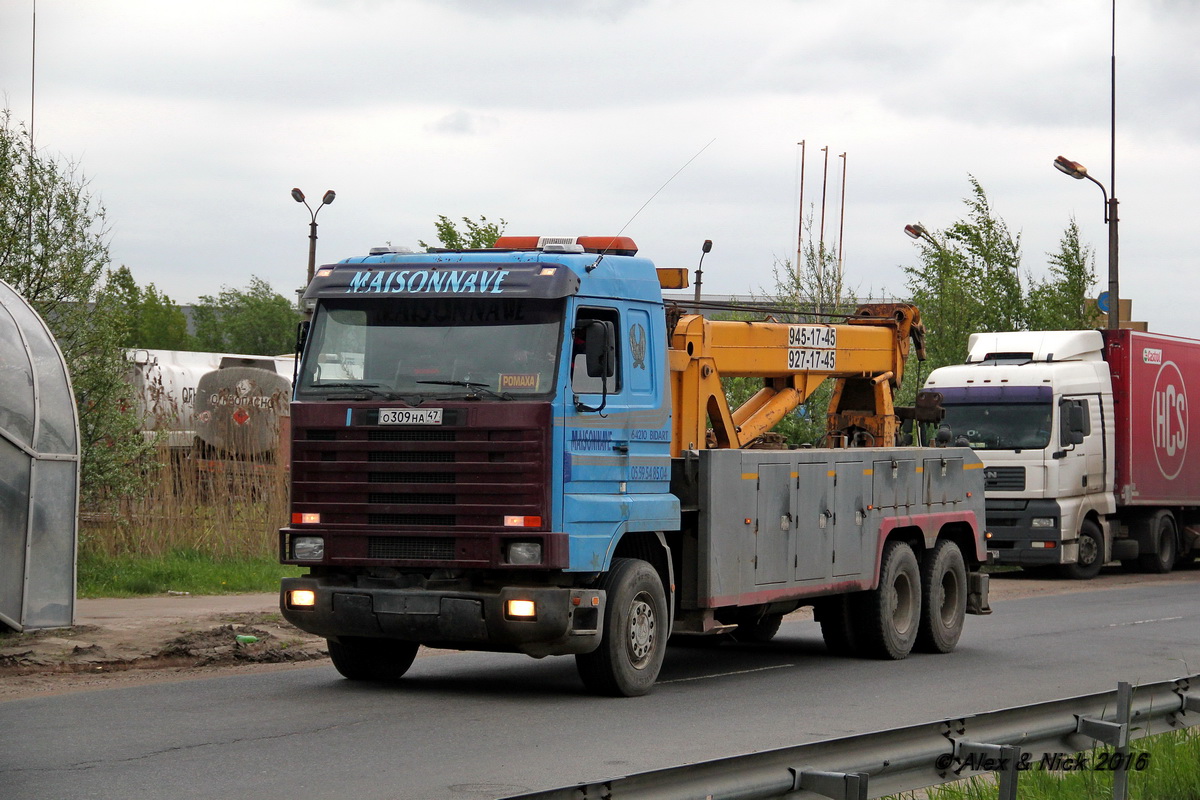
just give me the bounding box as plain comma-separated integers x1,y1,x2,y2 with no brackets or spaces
660,664,794,684
1107,616,1184,628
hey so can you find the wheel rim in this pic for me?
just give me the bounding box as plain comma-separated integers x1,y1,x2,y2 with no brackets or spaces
1079,533,1099,566
939,568,961,627
892,571,915,635
626,591,657,669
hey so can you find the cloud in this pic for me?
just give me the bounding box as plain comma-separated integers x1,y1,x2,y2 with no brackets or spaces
428,110,500,135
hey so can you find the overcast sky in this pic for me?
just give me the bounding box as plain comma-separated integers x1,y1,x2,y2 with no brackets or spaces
2,0,1197,335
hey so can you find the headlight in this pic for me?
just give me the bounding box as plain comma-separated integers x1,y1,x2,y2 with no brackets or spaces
1031,517,1058,529
292,536,325,560
505,541,542,565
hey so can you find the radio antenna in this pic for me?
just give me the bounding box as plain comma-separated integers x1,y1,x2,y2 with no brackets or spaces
615,138,715,237
587,138,715,272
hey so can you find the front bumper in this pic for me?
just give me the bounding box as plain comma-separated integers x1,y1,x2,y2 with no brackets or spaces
281,577,605,658
984,498,1067,566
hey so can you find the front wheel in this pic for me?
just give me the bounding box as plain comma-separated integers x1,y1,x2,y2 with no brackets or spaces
1060,520,1103,580
327,637,419,681
575,558,667,697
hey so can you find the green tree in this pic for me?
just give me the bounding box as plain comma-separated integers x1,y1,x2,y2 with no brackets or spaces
905,177,1025,371
192,276,300,355
904,179,1099,374
0,110,153,507
418,215,506,250
1026,219,1102,330
106,265,193,349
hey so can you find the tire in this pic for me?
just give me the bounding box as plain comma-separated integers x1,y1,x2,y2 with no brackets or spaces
730,611,785,643
1060,519,1104,580
327,637,419,681
575,558,668,697
1137,512,1177,574
856,540,921,660
915,540,967,654
815,595,859,656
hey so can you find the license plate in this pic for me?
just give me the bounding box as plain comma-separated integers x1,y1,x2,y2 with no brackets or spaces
379,408,443,425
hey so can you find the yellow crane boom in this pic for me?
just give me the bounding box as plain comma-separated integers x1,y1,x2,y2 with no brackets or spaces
668,303,925,456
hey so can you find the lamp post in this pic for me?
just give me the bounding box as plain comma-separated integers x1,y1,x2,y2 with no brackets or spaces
1054,156,1119,329
292,187,336,286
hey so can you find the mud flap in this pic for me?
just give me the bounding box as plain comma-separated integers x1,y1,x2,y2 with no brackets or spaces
967,572,991,615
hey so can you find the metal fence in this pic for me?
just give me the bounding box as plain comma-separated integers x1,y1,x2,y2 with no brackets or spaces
504,674,1199,800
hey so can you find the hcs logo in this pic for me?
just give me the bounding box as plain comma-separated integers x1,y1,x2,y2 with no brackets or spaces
1152,361,1188,480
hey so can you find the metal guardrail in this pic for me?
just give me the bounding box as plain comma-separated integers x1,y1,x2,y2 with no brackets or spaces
503,674,1200,800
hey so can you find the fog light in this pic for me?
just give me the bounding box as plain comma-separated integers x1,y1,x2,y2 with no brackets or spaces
289,590,316,607
507,599,536,619
505,541,542,565
292,536,325,560
1031,517,1057,529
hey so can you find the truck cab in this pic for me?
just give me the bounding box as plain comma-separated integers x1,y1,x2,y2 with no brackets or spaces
924,331,1117,577
280,236,681,691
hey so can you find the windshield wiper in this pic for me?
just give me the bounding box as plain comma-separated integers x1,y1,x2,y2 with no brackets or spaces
309,382,393,399
415,379,511,400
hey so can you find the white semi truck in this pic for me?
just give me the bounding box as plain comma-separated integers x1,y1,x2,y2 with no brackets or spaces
924,329,1200,578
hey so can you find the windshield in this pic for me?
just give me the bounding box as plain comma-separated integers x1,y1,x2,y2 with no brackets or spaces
938,402,1053,450
297,297,563,400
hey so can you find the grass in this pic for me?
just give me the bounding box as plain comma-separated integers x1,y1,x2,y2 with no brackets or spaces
887,727,1200,800
78,550,304,597
78,443,299,597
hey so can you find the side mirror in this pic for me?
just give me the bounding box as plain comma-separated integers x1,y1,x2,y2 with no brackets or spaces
583,320,616,378
295,320,310,356
1060,401,1086,447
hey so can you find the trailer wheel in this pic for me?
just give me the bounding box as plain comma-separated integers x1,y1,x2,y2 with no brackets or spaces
327,637,419,681
575,558,667,697
815,595,859,656
1137,511,1177,574
1060,520,1103,580
915,540,966,654
730,611,785,643
857,540,921,660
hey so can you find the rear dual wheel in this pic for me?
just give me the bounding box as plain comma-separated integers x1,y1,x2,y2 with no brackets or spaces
857,540,922,660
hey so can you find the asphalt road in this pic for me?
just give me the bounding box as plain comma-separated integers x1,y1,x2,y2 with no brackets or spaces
3,578,1198,800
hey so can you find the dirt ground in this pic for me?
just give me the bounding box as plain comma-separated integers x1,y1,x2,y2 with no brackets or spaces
1,566,1196,702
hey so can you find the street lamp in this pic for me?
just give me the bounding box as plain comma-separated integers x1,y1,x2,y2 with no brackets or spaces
292,187,336,286
904,223,944,251
1054,156,1119,329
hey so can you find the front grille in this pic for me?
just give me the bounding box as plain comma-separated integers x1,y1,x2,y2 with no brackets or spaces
984,466,1025,491
368,492,453,505
370,451,454,463
369,429,456,442
369,472,455,484
368,537,455,559
290,403,550,546
369,513,455,526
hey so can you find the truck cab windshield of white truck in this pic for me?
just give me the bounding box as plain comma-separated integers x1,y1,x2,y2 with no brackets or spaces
296,298,563,401
938,402,1054,451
